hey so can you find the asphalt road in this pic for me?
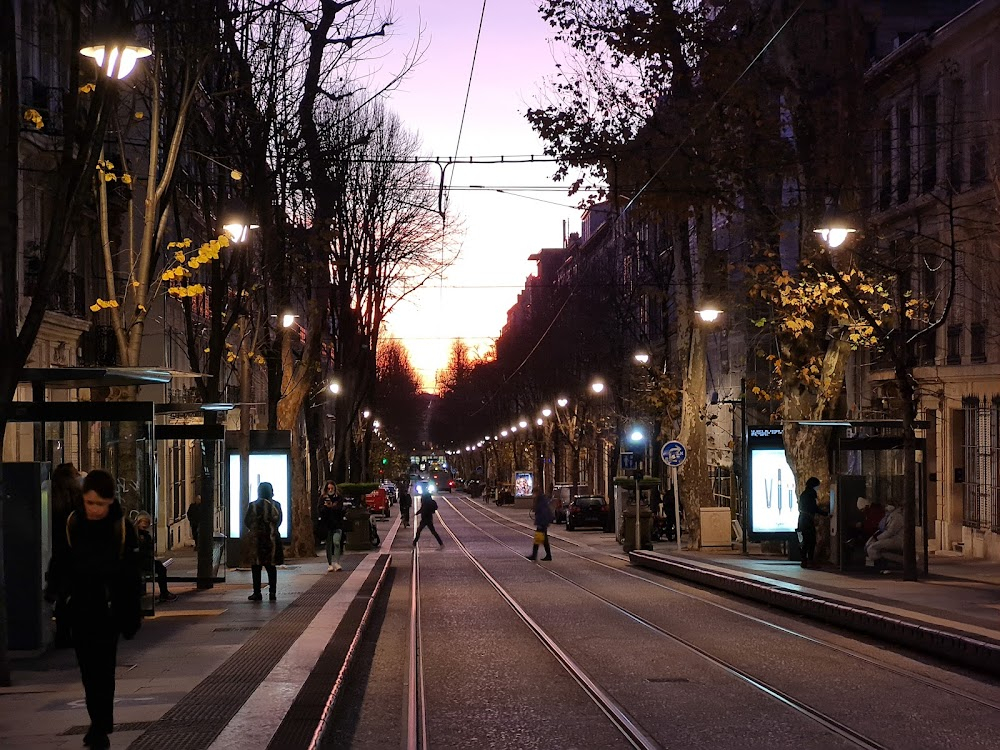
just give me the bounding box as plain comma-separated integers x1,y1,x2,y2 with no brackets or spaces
324,495,1000,750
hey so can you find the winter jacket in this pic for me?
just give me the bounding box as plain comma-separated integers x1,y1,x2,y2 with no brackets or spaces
246,498,283,566
318,499,346,535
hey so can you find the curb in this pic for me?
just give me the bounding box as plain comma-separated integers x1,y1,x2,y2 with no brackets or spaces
630,551,1000,678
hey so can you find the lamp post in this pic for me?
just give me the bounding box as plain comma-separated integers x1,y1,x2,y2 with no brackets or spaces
80,39,152,80
629,428,646,552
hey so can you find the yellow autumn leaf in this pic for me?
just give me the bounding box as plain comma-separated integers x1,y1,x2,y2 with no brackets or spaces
79,83,96,93
134,112,144,120
231,169,242,181
226,353,237,363
104,173,116,182
218,234,230,247
174,251,185,262
131,280,140,287
89,303,101,312
138,304,147,312
188,259,200,269
108,300,118,308
161,271,173,281
121,174,132,185
204,348,211,353
882,303,891,312
255,355,266,365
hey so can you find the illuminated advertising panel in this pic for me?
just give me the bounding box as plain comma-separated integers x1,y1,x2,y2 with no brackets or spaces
749,448,798,533
514,471,534,497
228,453,291,539
747,426,798,537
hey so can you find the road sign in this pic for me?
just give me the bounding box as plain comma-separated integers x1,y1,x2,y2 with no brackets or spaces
619,451,637,471
661,440,687,467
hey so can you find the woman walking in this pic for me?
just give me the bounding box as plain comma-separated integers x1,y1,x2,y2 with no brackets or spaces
318,485,346,572
246,482,283,600
526,493,554,561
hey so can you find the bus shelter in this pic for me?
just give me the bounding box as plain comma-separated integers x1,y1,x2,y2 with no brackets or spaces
3,368,227,653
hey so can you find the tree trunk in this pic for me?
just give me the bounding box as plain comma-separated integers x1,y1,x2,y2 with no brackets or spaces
677,324,709,548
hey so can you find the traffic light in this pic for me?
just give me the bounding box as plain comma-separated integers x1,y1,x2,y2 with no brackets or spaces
381,457,388,465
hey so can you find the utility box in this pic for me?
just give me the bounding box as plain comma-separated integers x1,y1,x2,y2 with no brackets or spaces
2,462,52,653
345,507,372,551
622,508,653,553
700,507,733,548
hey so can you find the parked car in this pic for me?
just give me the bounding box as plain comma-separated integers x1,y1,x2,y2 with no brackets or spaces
565,495,609,531
380,481,397,504
365,488,391,518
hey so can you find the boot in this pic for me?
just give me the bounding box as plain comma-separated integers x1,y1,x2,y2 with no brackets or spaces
526,545,538,560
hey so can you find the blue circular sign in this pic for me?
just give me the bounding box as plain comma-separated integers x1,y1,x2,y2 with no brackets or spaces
661,440,687,467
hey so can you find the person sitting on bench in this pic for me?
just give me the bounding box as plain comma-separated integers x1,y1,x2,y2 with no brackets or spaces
134,512,177,602
865,503,903,570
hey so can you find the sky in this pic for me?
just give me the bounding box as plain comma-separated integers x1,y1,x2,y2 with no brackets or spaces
376,0,580,391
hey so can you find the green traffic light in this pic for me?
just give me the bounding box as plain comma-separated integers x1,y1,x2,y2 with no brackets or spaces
381,457,388,464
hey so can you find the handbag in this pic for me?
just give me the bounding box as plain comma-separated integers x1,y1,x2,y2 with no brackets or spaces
533,530,546,545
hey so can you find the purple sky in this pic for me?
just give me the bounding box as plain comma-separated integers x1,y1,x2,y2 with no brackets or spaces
380,0,580,390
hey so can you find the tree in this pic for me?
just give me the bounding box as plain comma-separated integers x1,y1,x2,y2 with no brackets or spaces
375,339,423,453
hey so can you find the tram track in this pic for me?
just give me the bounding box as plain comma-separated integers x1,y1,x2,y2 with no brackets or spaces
422,510,664,750
453,495,1000,712
443,497,888,749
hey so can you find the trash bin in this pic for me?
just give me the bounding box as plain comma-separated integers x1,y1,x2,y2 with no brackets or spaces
622,508,653,553
345,507,373,551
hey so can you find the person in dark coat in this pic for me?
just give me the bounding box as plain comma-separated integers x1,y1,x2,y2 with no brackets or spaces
45,469,142,750
398,486,413,528
49,463,83,647
317,486,346,572
797,476,828,568
527,493,554,561
134,512,176,602
186,495,202,549
413,491,443,547
246,481,283,601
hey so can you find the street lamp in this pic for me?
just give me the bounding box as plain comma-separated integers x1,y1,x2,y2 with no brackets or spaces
80,39,152,80
363,409,371,419
696,301,723,323
591,380,605,394
813,209,857,249
328,381,341,395
281,313,296,328
634,352,650,365
557,397,569,408
518,420,528,429
541,407,552,418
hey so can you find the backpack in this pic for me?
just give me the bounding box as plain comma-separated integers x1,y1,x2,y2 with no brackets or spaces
66,510,127,558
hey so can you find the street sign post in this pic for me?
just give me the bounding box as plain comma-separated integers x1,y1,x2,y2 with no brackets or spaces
661,441,687,551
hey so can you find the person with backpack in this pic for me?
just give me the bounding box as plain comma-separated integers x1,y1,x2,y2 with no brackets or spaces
398,485,413,529
413,490,443,547
246,481,284,600
45,469,142,750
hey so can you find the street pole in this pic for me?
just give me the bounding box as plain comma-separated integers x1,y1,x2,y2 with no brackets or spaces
741,377,748,555
634,468,641,553
672,465,682,552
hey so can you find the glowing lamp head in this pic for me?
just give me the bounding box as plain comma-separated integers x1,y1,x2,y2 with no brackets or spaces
501,430,508,437
557,397,568,408
80,43,152,80
591,381,605,394
281,313,295,328
629,430,645,443
536,418,543,426
634,352,650,364
541,407,552,417
696,307,722,323
363,410,371,419
328,382,340,394
813,226,856,248
518,420,527,428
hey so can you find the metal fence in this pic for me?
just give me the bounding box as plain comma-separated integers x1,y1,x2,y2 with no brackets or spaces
962,395,1000,531
709,464,735,508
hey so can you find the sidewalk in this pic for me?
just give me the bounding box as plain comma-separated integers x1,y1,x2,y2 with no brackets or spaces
0,518,397,750
475,496,1000,676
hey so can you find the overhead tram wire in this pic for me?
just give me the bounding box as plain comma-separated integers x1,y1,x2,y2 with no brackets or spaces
467,0,809,417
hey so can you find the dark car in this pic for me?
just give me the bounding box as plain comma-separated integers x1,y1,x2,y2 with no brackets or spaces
565,495,609,531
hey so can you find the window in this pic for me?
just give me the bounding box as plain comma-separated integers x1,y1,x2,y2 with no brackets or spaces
897,104,912,203
879,119,893,210
947,324,963,365
963,395,1000,531
921,93,938,193
970,61,989,186
947,79,964,192
972,322,987,364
